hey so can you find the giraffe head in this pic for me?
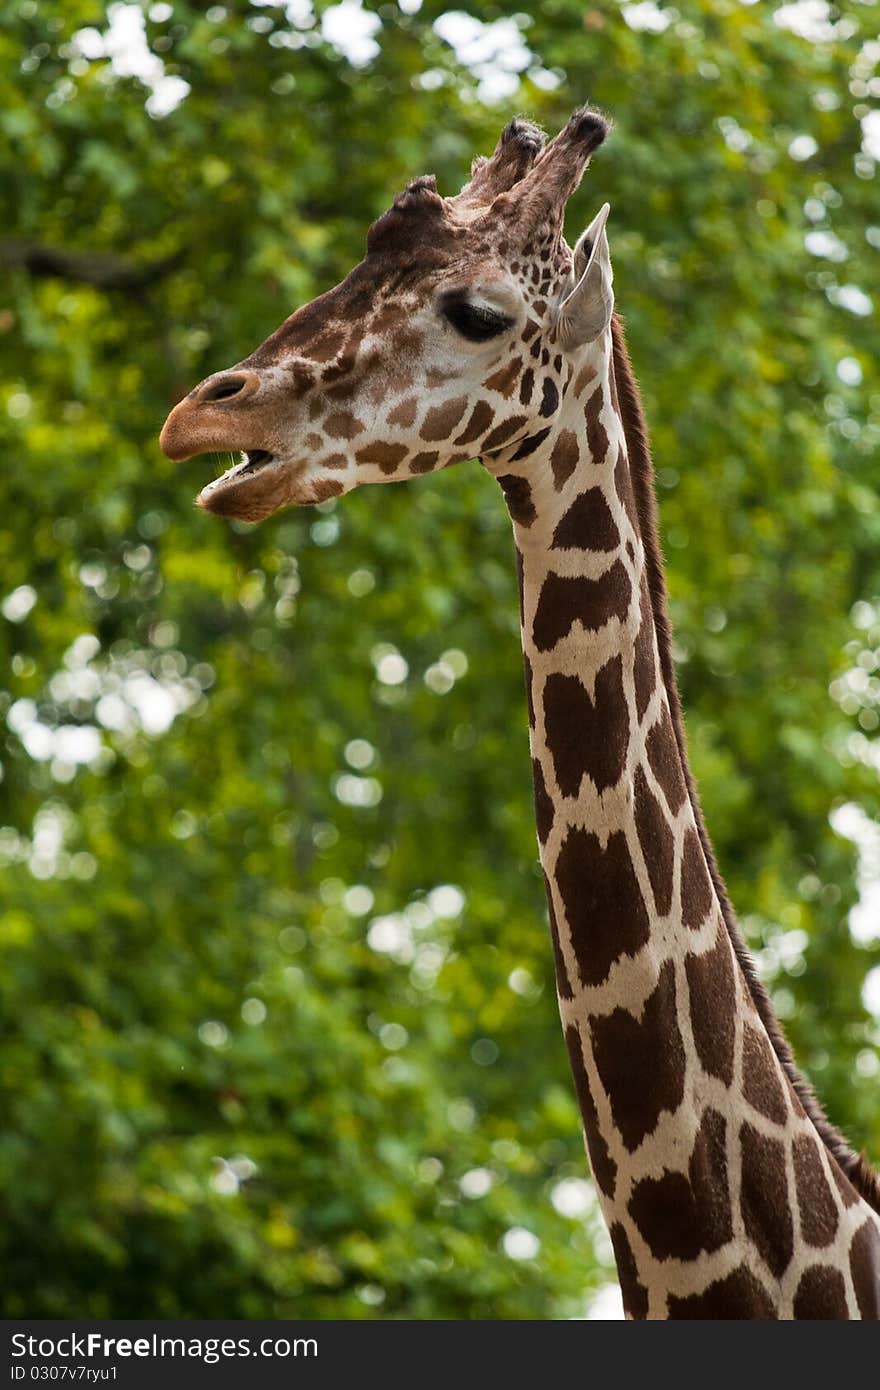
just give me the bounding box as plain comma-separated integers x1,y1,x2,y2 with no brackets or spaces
159,107,613,522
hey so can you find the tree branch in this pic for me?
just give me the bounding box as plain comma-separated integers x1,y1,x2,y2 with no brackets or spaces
0,239,183,292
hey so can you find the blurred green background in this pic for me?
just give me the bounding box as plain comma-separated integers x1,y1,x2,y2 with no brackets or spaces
2,0,879,1319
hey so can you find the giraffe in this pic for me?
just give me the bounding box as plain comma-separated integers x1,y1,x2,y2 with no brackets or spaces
159,108,880,1319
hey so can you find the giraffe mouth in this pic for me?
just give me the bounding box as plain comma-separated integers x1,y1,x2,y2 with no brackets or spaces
198,449,277,501
194,446,299,522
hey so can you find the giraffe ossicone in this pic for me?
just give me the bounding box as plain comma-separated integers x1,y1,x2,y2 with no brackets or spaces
160,107,880,1320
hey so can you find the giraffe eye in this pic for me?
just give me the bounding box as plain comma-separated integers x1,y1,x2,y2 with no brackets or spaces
443,300,513,343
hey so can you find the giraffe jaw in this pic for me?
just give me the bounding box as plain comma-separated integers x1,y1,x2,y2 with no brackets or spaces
196,449,293,521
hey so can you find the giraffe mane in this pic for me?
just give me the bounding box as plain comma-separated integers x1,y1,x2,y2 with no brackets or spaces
610,311,880,1217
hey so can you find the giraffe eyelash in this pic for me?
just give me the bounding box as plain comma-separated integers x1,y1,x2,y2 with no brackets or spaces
442,300,514,343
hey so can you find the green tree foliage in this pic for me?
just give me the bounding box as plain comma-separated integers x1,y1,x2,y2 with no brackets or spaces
1,0,879,1318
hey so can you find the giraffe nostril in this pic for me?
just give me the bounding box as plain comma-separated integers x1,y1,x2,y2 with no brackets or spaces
195,371,259,404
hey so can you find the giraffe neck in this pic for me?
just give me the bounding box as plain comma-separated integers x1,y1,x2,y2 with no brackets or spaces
492,318,880,1319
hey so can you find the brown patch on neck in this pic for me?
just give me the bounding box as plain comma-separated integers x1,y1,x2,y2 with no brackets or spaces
497,474,536,527
739,1122,794,1278
667,1266,777,1320
608,1223,648,1319
543,658,629,796
589,960,686,1153
564,1025,618,1199
628,1107,732,1261
793,1267,849,1320
531,561,631,653
610,313,880,1215
849,1221,880,1318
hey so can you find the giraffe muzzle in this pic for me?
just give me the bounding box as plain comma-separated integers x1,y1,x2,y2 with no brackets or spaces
159,369,266,462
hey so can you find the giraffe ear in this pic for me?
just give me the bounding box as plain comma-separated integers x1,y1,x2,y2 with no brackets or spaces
555,202,614,349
